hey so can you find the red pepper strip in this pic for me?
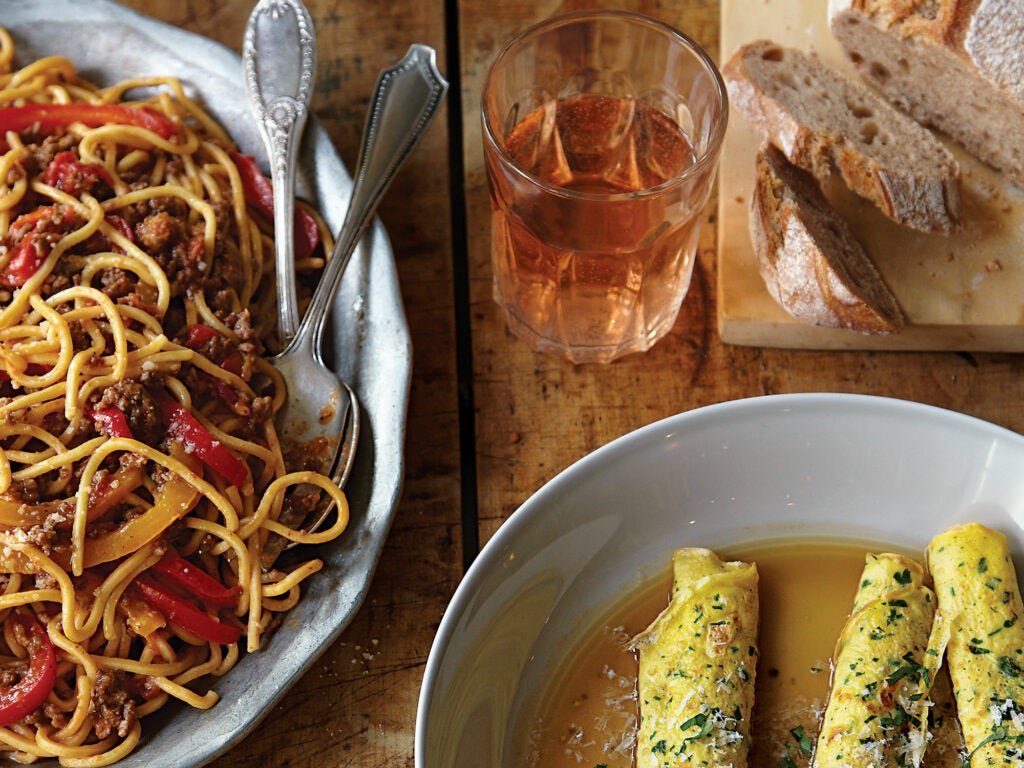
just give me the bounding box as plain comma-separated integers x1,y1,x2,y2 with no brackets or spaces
89,405,134,439
218,353,243,377
152,388,248,488
296,204,320,262
211,378,250,417
229,151,319,260
8,207,56,237
134,575,241,645
152,551,239,608
182,326,248,413
0,236,46,288
0,207,64,288
185,324,240,374
104,214,133,243
0,363,52,384
184,324,243,376
0,612,57,727
83,214,134,255
185,323,217,347
0,104,177,141
42,150,114,195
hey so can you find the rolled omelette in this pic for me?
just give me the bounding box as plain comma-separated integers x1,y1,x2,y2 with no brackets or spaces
812,552,936,768
926,523,1024,765
630,548,758,768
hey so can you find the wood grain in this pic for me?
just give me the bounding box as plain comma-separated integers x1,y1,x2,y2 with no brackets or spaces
462,0,1024,555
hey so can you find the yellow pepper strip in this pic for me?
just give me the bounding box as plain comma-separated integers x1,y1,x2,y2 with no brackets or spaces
81,456,201,569
0,464,145,529
0,497,63,528
0,549,38,574
118,588,167,638
0,447,202,574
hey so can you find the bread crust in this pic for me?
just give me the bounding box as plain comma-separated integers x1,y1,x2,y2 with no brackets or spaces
832,0,1024,185
723,40,962,233
750,143,905,334
844,0,978,45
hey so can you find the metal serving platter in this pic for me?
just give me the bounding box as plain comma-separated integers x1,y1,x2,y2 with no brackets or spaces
3,1,411,765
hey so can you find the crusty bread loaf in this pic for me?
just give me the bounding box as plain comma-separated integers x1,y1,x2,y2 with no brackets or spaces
830,0,1024,188
750,142,905,334
723,39,962,234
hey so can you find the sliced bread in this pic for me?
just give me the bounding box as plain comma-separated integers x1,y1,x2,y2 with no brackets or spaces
750,142,905,334
723,39,962,234
830,0,1024,188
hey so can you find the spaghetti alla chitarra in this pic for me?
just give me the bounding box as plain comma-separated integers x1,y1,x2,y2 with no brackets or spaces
0,26,350,766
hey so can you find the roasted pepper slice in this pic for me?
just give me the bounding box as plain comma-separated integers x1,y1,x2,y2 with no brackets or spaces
0,103,176,140
230,151,320,261
133,575,241,645
153,388,248,488
89,405,134,439
81,454,201,569
0,612,57,727
151,551,239,608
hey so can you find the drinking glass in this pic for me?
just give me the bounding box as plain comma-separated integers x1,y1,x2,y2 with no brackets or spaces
482,10,728,364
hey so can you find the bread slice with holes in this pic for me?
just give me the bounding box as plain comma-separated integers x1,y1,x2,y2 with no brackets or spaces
830,0,1024,188
723,39,962,234
751,142,905,334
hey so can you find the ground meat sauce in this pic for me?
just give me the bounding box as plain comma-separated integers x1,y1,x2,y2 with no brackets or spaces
92,670,136,740
134,209,181,253
24,134,77,178
7,133,255,327
99,381,163,446
93,266,137,302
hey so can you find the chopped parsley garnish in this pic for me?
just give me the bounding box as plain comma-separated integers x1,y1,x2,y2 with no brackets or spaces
886,652,931,688
879,704,921,728
777,747,798,768
790,725,813,756
962,726,1009,768
679,711,714,741
999,656,1024,678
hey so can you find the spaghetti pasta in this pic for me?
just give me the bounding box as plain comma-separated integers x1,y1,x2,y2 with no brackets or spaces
0,27,348,765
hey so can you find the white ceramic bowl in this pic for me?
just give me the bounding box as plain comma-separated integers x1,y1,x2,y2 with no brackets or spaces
416,393,1024,766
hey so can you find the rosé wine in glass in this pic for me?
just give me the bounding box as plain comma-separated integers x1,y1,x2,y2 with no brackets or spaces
482,11,727,364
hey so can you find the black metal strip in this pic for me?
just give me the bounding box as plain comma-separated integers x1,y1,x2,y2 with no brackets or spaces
443,0,480,572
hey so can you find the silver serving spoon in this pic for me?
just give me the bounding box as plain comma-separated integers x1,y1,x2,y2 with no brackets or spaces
243,0,316,344
266,44,447,548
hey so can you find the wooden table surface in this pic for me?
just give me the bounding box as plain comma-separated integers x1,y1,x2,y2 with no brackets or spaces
117,0,1024,765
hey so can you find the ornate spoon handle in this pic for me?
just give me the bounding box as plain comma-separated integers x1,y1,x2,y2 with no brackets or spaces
243,0,317,342
295,44,449,358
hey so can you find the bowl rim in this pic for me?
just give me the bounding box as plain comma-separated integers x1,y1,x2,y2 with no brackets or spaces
414,392,1024,763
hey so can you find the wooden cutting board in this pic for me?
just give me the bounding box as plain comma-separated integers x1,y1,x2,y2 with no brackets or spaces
717,0,1024,350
